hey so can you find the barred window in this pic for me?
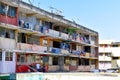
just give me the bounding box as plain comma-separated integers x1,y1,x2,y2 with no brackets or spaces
5,52,13,61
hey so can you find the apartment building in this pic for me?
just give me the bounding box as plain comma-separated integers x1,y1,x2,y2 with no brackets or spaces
0,0,98,73
99,40,113,70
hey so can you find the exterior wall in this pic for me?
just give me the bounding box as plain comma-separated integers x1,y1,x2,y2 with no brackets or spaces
0,51,16,73
99,62,111,70
0,37,16,50
64,66,69,71
99,40,112,70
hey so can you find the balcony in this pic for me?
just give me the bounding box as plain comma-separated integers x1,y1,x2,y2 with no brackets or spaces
61,49,69,55
99,63,111,70
17,43,47,53
48,65,59,72
91,41,95,45
99,47,112,53
104,56,111,61
71,50,81,55
99,56,104,61
90,53,96,58
111,47,120,56
99,56,111,61
64,66,69,71
60,32,69,40
46,29,60,38
77,65,91,72
49,47,61,54
0,37,16,50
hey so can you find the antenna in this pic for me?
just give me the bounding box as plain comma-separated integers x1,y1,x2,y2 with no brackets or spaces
37,2,40,8
72,19,76,23
28,0,33,8
49,6,62,15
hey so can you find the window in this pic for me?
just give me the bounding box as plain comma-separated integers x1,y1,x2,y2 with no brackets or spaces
17,54,25,63
0,2,16,17
91,60,95,65
53,41,60,48
18,33,26,43
105,53,111,57
0,51,2,61
0,28,15,39
5,52,13,61
53,57,58,65
43,39,47,46
27,36,40,45
85,59,89,65
5,31,10,38
0,2,6,14
8,6,16,17
54,26,60,31
5,30,15,39
84,46,91,53
99,53,103,56
112,45,119,47
112,57,119,60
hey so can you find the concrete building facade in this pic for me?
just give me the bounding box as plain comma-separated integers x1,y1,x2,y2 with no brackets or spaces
99,40,113,70
99,40,120,70
0,0,98,73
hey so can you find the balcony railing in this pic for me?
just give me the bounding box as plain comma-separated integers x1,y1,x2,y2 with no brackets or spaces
48,65,60,72
111,47,120,56
104,56,111,61
99,56,105,61
49,47,61,54
99,56,111,61
17,43,47,53
61,49,69,54
90,53,96,57
75,65,92,72
60,32,69,40
0,37,16,50
46,29,60,37
90,41,95,45
99,47,112,53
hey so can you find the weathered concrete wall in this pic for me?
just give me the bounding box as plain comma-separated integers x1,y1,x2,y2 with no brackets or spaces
16,73,120,80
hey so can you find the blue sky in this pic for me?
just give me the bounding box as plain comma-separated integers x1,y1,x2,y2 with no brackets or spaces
23,0,120,41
